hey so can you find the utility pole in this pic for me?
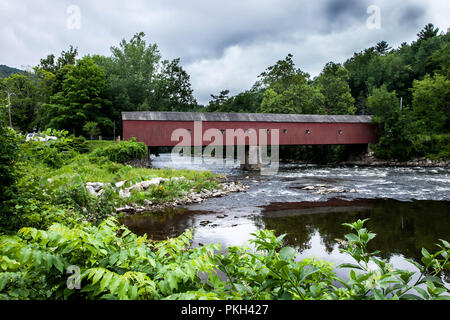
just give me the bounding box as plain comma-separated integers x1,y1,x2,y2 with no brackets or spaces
400,97,403,112
6,89,13,127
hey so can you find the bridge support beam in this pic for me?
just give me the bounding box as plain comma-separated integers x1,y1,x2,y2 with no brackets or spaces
240,145,262,171
347,144,370,161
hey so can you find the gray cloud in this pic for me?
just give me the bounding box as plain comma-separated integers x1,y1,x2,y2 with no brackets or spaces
0,0,448,104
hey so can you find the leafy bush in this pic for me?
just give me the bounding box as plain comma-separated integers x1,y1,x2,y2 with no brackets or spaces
211,219,450,300
0,218,219,300
0,123,20,203
0,219,448,300
412,134,450,160
68,136,90,154
91,138,146,164
20,129,82,169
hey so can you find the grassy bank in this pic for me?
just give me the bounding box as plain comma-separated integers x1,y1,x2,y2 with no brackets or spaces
1,133,220,231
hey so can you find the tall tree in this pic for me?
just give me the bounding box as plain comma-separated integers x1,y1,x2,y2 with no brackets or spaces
40,57,112,136
1,74,39,132
375,41,392,55
152,58,197,111
37,45,78,74
258,54,325,114
98,32,162,112
417,23,439,42
411,74,449,135
367,85,414,160
207,90,230,112
316,62,356,115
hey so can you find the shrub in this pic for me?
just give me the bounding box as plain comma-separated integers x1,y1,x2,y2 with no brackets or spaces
68,136,90,154
0,218,448,300
91,138,146,164
0,123,20,203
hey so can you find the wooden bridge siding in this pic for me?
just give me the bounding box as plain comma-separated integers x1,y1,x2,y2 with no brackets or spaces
123,120,378,147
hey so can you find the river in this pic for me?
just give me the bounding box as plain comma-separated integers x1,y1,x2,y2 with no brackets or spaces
121,153,450,281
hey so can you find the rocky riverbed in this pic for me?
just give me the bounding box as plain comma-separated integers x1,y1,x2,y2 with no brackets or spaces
85,178,249,216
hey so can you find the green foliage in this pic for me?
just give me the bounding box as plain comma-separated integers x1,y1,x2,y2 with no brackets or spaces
20,129,79,168
205,89,263,114
316,62,356,115
0,121,21,202
367,85,399,124
412,134,450,160
258,54,326,115
0,74,40,133
1,195,448,301
153,58,197,112
367,86,417,161
338,219,449,300
212,220,450,300
0,218,220,300
83,122,101,140
39,57,112,136
411,74,449,135
36,45,78,74
91,138,146,164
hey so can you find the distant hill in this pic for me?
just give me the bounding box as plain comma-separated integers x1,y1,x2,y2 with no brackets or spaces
0,64,24,78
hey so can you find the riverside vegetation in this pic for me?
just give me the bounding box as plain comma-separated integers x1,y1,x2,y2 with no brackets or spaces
0,122,449,300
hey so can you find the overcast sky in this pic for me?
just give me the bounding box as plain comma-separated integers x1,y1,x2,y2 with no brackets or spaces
1,0,449,105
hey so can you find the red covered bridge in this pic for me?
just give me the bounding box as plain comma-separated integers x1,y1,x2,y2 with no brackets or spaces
122,111,378,147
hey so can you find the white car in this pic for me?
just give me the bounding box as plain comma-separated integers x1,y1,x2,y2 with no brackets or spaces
26,133,57,142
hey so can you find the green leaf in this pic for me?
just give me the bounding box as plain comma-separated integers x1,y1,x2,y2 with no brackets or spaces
338,263,364,270
0,275,8,291
108,276,121,295
118,279,129,300
400,294,423,300
373,289,386,300
274,260,289,271
344,233,360,243
167,273,178,291
100,271,114,291
92,268,105,285
406,258,424,272
414,286,429,299
279,246,297,261
53,257,65,273
438,239,450,249
423,275,444,287
128,284,138,300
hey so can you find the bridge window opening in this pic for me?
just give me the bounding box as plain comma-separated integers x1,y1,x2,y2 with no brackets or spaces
283,129,288,134
338,130,343,135
220,129,225,134
266,129,270,134
305,129,311,135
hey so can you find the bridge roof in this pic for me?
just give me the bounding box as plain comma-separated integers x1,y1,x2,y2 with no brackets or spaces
122,112,373,123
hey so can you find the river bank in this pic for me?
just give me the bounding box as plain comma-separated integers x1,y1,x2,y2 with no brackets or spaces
340,153,450,167
113,179,249,216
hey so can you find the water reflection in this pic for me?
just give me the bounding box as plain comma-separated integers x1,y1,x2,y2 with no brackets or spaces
258,199,450,264
122,198,450,272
